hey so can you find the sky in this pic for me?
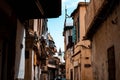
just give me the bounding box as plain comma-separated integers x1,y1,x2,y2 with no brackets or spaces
48,0,89,52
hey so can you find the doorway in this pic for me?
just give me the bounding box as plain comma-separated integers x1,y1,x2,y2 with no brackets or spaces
107,46,116,80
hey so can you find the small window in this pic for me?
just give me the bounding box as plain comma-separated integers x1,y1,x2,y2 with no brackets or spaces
85,57,89,59
25,51,29,59
84,64,91,68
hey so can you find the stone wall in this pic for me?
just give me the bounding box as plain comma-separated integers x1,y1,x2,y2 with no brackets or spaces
92,3,120,80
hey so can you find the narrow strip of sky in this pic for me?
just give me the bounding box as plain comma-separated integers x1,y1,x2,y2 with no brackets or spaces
48,0,90,52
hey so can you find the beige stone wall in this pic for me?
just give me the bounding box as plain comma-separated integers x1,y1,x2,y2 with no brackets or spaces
85,0,106,32
92,4,120,80
79,7,92,80
65,49,73,80
65,2,93,80
79,6,86,41
81,47,93,80
71,41,93,80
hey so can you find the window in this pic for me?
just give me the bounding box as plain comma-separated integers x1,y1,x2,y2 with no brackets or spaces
74,16,80,43
107,46,116,80
72,26,76,44
25,51,29,59
70,69,73,80
74,66,79,80
77,17,80,42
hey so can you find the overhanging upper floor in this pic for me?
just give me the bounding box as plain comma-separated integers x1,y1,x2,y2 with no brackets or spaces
6,0,61,20
84,0,119,40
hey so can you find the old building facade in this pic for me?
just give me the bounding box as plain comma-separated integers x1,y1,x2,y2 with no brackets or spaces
85,0,120,80
24,19,49,80
63,2,93,80
0,0,61,80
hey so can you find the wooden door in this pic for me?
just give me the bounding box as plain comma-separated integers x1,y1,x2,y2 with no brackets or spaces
107,46,116,80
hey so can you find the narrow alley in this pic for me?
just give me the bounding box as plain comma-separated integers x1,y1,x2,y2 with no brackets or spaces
0,0,120,80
